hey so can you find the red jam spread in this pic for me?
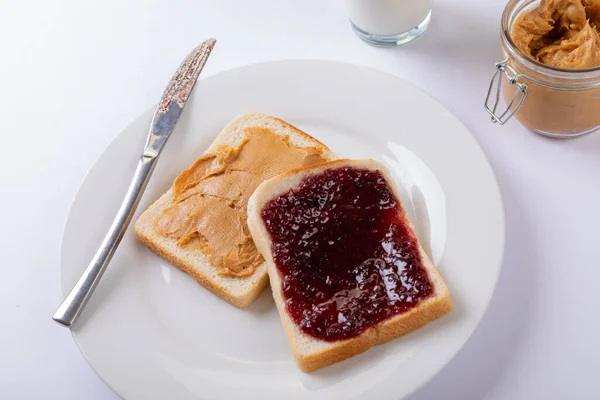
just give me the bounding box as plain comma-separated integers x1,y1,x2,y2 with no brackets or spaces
260,167,434,341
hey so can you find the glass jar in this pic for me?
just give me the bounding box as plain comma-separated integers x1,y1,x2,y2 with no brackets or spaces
485,0,600,138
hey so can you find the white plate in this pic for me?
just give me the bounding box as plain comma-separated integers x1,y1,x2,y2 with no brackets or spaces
61,60,504,400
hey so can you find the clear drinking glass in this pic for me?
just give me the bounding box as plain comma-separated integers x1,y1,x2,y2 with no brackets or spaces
347,0,432,47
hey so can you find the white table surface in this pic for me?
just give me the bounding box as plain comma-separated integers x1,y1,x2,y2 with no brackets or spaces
2,0,599,398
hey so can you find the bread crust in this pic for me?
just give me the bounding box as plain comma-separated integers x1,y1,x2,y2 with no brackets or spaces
247,159,452,370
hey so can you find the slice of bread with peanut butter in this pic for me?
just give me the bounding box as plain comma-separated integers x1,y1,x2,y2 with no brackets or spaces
134,112,336,308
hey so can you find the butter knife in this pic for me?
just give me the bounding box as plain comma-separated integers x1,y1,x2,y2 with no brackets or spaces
53,38,216,327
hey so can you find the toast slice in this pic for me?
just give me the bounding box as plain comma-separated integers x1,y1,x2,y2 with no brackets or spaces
134,112,336,308
247,159,452,371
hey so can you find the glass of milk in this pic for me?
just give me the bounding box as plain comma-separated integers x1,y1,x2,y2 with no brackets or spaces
346,0,432,47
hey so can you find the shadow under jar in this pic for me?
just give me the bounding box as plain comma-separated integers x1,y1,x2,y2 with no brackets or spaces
485,0,600,138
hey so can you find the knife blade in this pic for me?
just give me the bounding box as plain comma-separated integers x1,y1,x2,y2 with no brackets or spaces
53,38,216,327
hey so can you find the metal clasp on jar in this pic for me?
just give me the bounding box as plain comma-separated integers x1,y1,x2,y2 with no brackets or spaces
485,60,528,125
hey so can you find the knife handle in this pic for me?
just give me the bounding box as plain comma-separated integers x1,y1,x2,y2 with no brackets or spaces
53,154,158,327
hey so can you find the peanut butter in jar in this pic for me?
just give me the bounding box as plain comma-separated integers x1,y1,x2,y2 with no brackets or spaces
486,0,600,137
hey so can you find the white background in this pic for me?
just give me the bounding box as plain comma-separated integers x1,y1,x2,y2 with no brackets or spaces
2,0,599,399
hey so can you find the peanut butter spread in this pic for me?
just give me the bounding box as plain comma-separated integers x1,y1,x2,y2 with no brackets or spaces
513,0,600,69
154,127,327,278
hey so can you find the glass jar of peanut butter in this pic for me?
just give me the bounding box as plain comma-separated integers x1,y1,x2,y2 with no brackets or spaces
485,0,600,138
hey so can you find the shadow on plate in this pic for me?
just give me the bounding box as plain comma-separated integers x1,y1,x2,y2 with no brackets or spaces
410,167,537,399
246,286,275,314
